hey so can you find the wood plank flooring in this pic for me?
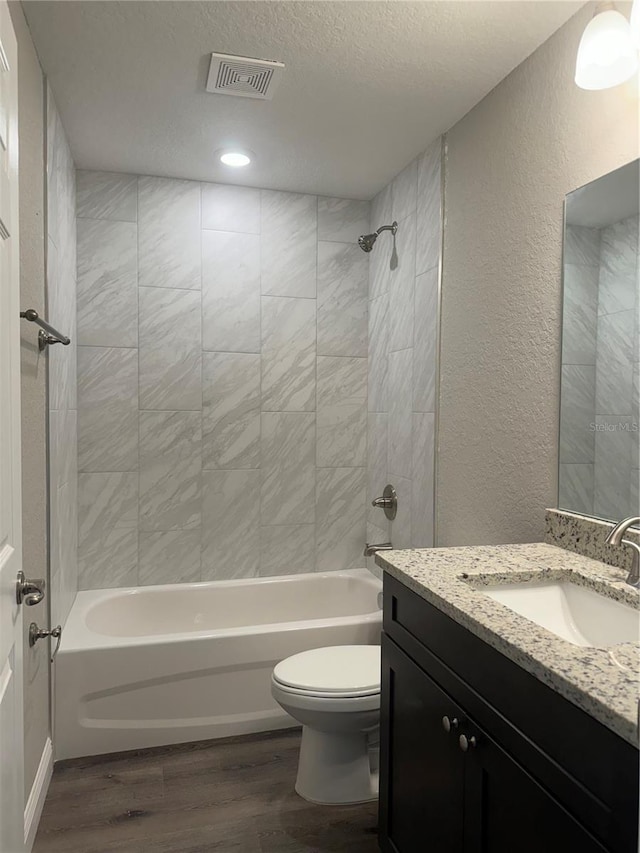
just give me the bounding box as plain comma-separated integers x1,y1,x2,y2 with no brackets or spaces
33,729,379,853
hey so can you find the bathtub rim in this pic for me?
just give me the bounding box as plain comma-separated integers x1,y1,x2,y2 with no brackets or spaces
60,568,382,652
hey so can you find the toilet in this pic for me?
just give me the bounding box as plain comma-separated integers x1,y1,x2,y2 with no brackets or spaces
271,645,381,805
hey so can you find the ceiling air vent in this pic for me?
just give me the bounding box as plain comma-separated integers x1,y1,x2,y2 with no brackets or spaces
206,52,285,100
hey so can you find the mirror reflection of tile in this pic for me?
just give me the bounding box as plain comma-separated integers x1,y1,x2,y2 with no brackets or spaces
559,158,639,521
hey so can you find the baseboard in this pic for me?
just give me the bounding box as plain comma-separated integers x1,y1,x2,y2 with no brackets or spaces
24,737,53,851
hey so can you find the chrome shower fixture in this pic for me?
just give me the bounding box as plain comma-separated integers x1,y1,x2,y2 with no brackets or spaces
357,221,398,252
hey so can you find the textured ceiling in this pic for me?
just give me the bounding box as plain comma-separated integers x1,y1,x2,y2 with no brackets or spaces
23,0,583,199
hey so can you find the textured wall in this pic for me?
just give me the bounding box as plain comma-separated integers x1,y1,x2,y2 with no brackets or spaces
75,173,369,588
438,6,640,547
366,139,441,570
9,0,49,805
47,88,78,628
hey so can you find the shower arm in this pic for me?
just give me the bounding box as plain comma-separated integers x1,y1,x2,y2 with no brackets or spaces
358,220,398,253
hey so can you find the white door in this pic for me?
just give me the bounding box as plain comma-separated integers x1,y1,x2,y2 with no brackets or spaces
0,1,23,851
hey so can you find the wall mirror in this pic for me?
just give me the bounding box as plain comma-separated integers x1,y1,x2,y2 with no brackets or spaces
558,158,639,523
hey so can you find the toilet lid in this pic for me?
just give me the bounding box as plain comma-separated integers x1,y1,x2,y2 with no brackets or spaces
273,645,381,695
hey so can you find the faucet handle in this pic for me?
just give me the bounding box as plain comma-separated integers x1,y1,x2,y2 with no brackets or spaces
372,496,393,509
371,484,397,520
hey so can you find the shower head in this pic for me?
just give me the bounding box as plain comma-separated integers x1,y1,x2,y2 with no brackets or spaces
357,221,398,253
358,233,378,253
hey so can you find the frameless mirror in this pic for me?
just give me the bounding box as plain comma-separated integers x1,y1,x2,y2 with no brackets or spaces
559,159,639,522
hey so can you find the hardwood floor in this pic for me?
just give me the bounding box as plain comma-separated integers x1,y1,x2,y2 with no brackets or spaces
33,729,379,853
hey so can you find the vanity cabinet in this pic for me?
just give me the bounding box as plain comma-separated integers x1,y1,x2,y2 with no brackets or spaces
379,575,638,853
381,637,466,853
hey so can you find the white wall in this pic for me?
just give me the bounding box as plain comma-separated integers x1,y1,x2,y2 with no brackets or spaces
438,5,640,546
366,139,442,566
75,174,370,587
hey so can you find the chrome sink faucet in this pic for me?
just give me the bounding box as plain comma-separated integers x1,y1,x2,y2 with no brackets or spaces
605,517,640,588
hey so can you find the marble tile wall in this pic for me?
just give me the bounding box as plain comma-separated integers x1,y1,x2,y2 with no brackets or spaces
75,173,369,588
47,87,78,628
558,225,599,516
594,214,639,519
366,139,442,572
559,218,639,519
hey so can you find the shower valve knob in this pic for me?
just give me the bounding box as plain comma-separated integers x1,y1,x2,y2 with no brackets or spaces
371,484,398,520
372,496,393,509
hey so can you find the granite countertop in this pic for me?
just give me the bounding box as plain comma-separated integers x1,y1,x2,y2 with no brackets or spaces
376,542,640,746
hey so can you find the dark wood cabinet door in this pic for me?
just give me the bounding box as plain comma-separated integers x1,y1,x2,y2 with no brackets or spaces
380,636,466,853
463,721,609,853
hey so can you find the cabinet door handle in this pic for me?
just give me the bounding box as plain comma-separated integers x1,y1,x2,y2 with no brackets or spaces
442,715,459,733
459,734,477,752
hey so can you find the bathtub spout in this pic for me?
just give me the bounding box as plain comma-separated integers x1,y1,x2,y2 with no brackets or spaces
363,542,393,557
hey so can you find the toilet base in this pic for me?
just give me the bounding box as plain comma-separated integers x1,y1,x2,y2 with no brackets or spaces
294,725,378,805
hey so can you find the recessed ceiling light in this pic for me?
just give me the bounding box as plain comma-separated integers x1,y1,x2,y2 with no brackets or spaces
219,150,252,167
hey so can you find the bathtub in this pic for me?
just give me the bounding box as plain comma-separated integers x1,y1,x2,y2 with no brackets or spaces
55,569,382,760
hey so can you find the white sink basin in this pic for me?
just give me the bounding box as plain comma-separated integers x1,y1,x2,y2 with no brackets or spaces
483,580,639,648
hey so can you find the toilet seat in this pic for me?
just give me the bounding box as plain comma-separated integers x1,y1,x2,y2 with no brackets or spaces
273,681,379,699
271,678,380,714
272,645,381,698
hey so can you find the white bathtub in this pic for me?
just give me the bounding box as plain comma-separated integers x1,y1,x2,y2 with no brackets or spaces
55,569,382,760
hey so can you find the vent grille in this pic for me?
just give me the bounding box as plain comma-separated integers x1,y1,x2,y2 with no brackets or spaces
206,53,285,100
